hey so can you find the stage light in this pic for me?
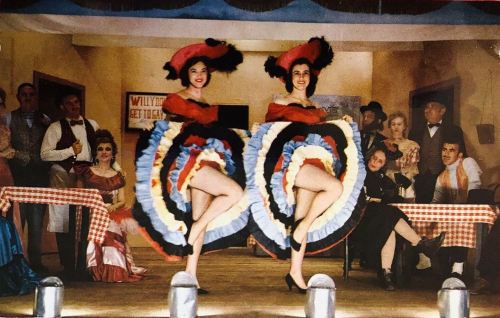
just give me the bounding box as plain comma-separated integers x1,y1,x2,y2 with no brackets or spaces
437,277,469,318
305,273,336,318
168,271,197,318
33,276,64,318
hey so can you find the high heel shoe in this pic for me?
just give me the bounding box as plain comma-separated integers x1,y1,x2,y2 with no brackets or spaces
285,273,307,294
197,288,209,295
183,243,193,255
416,232,445,258
290,218,304,252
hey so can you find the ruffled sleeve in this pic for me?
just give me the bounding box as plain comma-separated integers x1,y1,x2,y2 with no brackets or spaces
265,102,327,124
162,93,218,125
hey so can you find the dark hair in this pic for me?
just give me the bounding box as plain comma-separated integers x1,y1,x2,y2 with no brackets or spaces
284,58,318,97
366,146,388,171
16,83,35,96
442,132,464,154
179,56,212,88
57,88,81,106
93,129,118,165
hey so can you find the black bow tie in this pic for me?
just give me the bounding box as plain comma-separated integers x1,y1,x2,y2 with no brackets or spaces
428,123,441,129
70,119,84,126
363,131,375,137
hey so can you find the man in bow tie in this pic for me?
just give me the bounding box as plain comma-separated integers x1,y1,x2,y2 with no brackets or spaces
41,90,99,278
360,101,388,156
6,83,51,272
409,101,466,203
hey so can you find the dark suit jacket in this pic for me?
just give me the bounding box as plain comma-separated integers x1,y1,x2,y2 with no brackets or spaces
409,122,467,173
361,131,386,156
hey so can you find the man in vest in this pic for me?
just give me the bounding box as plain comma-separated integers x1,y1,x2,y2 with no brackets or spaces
40,91,98,278
409,101,466,203
431,135,482,279
360,101,387,156
7,83,50,272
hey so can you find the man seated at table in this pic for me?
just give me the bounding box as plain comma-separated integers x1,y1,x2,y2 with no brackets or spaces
420,134,482,279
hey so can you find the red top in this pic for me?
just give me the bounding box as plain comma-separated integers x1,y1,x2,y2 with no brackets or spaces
162,93,218,125
76,165,125,204
265,102,327,124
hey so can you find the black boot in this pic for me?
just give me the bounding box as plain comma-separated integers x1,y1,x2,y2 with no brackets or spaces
416,232,445,258
380,269,396,291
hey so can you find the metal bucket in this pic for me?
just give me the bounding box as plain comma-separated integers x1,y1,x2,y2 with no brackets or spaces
33,277,64,318
168,271,197,318
305,274,336,318
437,278,469,318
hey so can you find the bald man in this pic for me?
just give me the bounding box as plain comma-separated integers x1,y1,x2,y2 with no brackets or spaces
408,101,466,203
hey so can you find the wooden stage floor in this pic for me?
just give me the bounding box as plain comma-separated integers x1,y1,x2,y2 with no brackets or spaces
1,247,499,317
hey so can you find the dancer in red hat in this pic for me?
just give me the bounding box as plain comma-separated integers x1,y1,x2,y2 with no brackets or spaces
245,37,366,292
134,39,247,294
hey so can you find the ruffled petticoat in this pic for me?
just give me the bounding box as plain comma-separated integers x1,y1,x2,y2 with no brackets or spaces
244,120,366,259
87,207,146,282
134,121,250,258
0,216,39,296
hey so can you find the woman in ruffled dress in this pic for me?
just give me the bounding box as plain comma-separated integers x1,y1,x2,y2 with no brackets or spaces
134,39,247,293
351,145,444,290
384,111,420,201
78,129,145,282
245,37,366,292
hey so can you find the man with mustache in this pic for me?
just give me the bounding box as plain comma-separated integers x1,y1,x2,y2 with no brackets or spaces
360,101,387,156
430,134,482,279
41,90,98,279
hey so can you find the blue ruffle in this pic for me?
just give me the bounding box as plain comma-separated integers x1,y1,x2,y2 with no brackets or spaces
245,121,366,254
270,133,342,219
135,120,250,255
306,122,365,245
168,138,237,214
135,121,186,247
245,123,288,249
0,216,40,296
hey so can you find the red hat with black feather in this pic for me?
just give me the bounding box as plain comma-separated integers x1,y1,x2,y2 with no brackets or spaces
163,38,243,80
264,37,333,81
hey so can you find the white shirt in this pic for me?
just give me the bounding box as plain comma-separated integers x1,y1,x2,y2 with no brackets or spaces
41,116,98,233
41,117,99,163
431,157,482,204
427,120,443,138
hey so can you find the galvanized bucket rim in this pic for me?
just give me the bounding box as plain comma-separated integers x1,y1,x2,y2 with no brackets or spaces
308,286,336,290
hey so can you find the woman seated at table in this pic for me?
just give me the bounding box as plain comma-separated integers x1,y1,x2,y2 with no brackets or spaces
77,129,146,282
351,145,445,291
0,215,39,296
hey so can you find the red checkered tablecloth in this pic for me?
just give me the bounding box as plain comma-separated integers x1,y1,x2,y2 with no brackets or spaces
0,186,109,244
392,203,498,248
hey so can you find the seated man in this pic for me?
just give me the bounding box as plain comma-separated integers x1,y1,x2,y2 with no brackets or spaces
419,134,482,279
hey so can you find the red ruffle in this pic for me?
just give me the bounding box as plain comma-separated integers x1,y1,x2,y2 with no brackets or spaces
265,103,327,124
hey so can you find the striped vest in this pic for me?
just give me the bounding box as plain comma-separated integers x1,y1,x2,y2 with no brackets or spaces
419,128,443,174
9,108,46,167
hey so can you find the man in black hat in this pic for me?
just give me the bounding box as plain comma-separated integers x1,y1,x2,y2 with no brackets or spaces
360,101,387,156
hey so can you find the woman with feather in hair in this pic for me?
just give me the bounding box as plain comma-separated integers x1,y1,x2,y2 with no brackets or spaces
134,39,248,294
245,37,366,293
77,129,146,282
